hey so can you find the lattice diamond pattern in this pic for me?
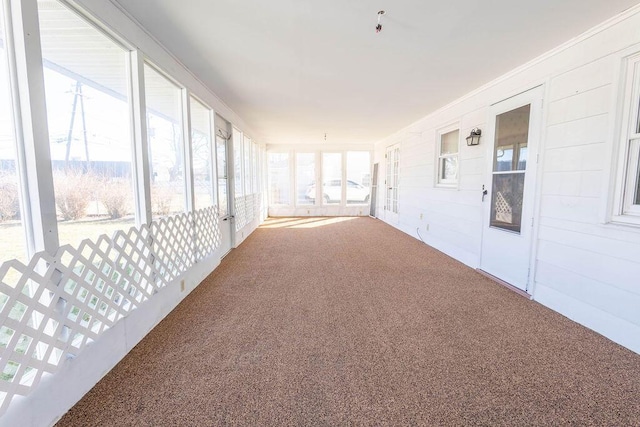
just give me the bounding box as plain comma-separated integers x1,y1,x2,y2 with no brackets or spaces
0,206,223,414
235,196,248,231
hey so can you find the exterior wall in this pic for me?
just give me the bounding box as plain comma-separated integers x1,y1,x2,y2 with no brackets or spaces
373,6,640,354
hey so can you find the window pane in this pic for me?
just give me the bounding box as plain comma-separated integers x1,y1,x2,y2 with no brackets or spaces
296,153,315,205
346,152,370,205
490,173,525,233
252,142,258,193
322,153,342,205
233,128,243,197
190,97,213,210
494,105,530,172
39,0,135,247
268,153,289,205
216,133,229,217
440,157,458,180
244,135,251,195
0,10,27,265
145,64,185,218
440,130,459,155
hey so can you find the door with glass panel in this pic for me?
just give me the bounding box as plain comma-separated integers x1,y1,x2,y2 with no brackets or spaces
480,87,543,292
215,116,233,257
384,145,400,224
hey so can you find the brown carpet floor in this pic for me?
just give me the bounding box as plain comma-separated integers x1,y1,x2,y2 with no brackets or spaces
58,217,640,426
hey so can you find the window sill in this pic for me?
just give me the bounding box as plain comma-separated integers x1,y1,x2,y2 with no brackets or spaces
609,214,640,229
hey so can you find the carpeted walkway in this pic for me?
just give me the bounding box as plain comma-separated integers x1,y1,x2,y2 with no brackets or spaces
58,217,640,426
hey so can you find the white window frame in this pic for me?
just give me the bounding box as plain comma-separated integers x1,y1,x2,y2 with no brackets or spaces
294,151,317,207
267,150,292,206
436,124,460,187
613,53,640,225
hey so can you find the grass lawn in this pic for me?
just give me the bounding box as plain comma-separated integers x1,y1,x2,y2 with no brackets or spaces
0,217,136,266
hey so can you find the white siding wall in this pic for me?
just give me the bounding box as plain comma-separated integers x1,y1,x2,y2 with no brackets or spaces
374,7,640,354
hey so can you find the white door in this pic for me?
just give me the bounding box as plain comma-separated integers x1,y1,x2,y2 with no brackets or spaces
216,133,233,257
384,145,400,224
480,86,543,292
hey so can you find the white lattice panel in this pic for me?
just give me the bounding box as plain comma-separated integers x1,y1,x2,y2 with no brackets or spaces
234,196,248,231
0,207,220,415
246,194,255,223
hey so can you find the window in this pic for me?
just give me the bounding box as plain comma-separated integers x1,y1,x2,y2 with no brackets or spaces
0,7,27,265
39,0,135,247
322,153,342,205
190,97,213,210
252,142,259,193
296,153,315,206
268,152,290,205
615,53,640,224
144,64,185,218
437,128,459,186
233,128,243,198
346,152,371,205
244,135,252,195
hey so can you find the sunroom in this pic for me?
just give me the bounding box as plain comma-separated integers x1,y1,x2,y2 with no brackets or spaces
1,0,640,425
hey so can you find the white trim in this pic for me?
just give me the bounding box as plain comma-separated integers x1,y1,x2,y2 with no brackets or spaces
611,52,640,226
7,0,58,256
182,87,194,213
130,50,152,225
435,123,461,188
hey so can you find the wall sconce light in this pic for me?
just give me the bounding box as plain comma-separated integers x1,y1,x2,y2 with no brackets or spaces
466,128,481,146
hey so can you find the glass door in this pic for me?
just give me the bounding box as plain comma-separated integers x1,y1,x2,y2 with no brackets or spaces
215,116,233,257
384,145,400,224
480,87,543,292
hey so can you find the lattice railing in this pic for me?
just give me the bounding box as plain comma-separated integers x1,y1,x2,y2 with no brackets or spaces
234,194,258,232
0,206,220,415
235,196,247,231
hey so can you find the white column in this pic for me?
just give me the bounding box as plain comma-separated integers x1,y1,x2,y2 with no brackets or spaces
182,89,194,212
129,50,152,225
8,0,58,256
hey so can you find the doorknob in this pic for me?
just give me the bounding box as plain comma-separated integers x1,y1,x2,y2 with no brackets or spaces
482,185,488,202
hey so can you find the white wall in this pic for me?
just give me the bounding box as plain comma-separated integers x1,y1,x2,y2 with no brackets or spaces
373,6,640,354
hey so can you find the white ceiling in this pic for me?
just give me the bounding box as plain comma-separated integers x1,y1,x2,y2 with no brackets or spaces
113,0,639,145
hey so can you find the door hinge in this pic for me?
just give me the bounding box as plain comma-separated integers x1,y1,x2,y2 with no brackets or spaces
531,217,534,227
536,153,539,163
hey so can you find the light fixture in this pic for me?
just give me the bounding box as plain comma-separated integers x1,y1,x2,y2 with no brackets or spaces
466,128,481,146
376,10,385,33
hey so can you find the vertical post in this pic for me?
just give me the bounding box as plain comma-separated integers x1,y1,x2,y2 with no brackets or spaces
182,89,194,213
129,50,151,225
342,150,347,206
8,0,58,256
209,109,218,209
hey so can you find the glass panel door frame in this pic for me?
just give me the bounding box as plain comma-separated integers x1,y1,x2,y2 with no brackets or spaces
384,144,400,224
479,85,544,292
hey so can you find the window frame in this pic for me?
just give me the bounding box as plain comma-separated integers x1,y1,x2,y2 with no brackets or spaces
143,60,189,217
294,151,317,207
613,53,640,226
436,123,461,188
267,150,291,206
188,93,215,211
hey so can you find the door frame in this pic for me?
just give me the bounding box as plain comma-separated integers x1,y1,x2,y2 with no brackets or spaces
479,84,545,293
214,116,235,259
384,143,400,225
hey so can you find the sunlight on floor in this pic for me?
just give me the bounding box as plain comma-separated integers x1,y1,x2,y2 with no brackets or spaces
261,217,360,229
